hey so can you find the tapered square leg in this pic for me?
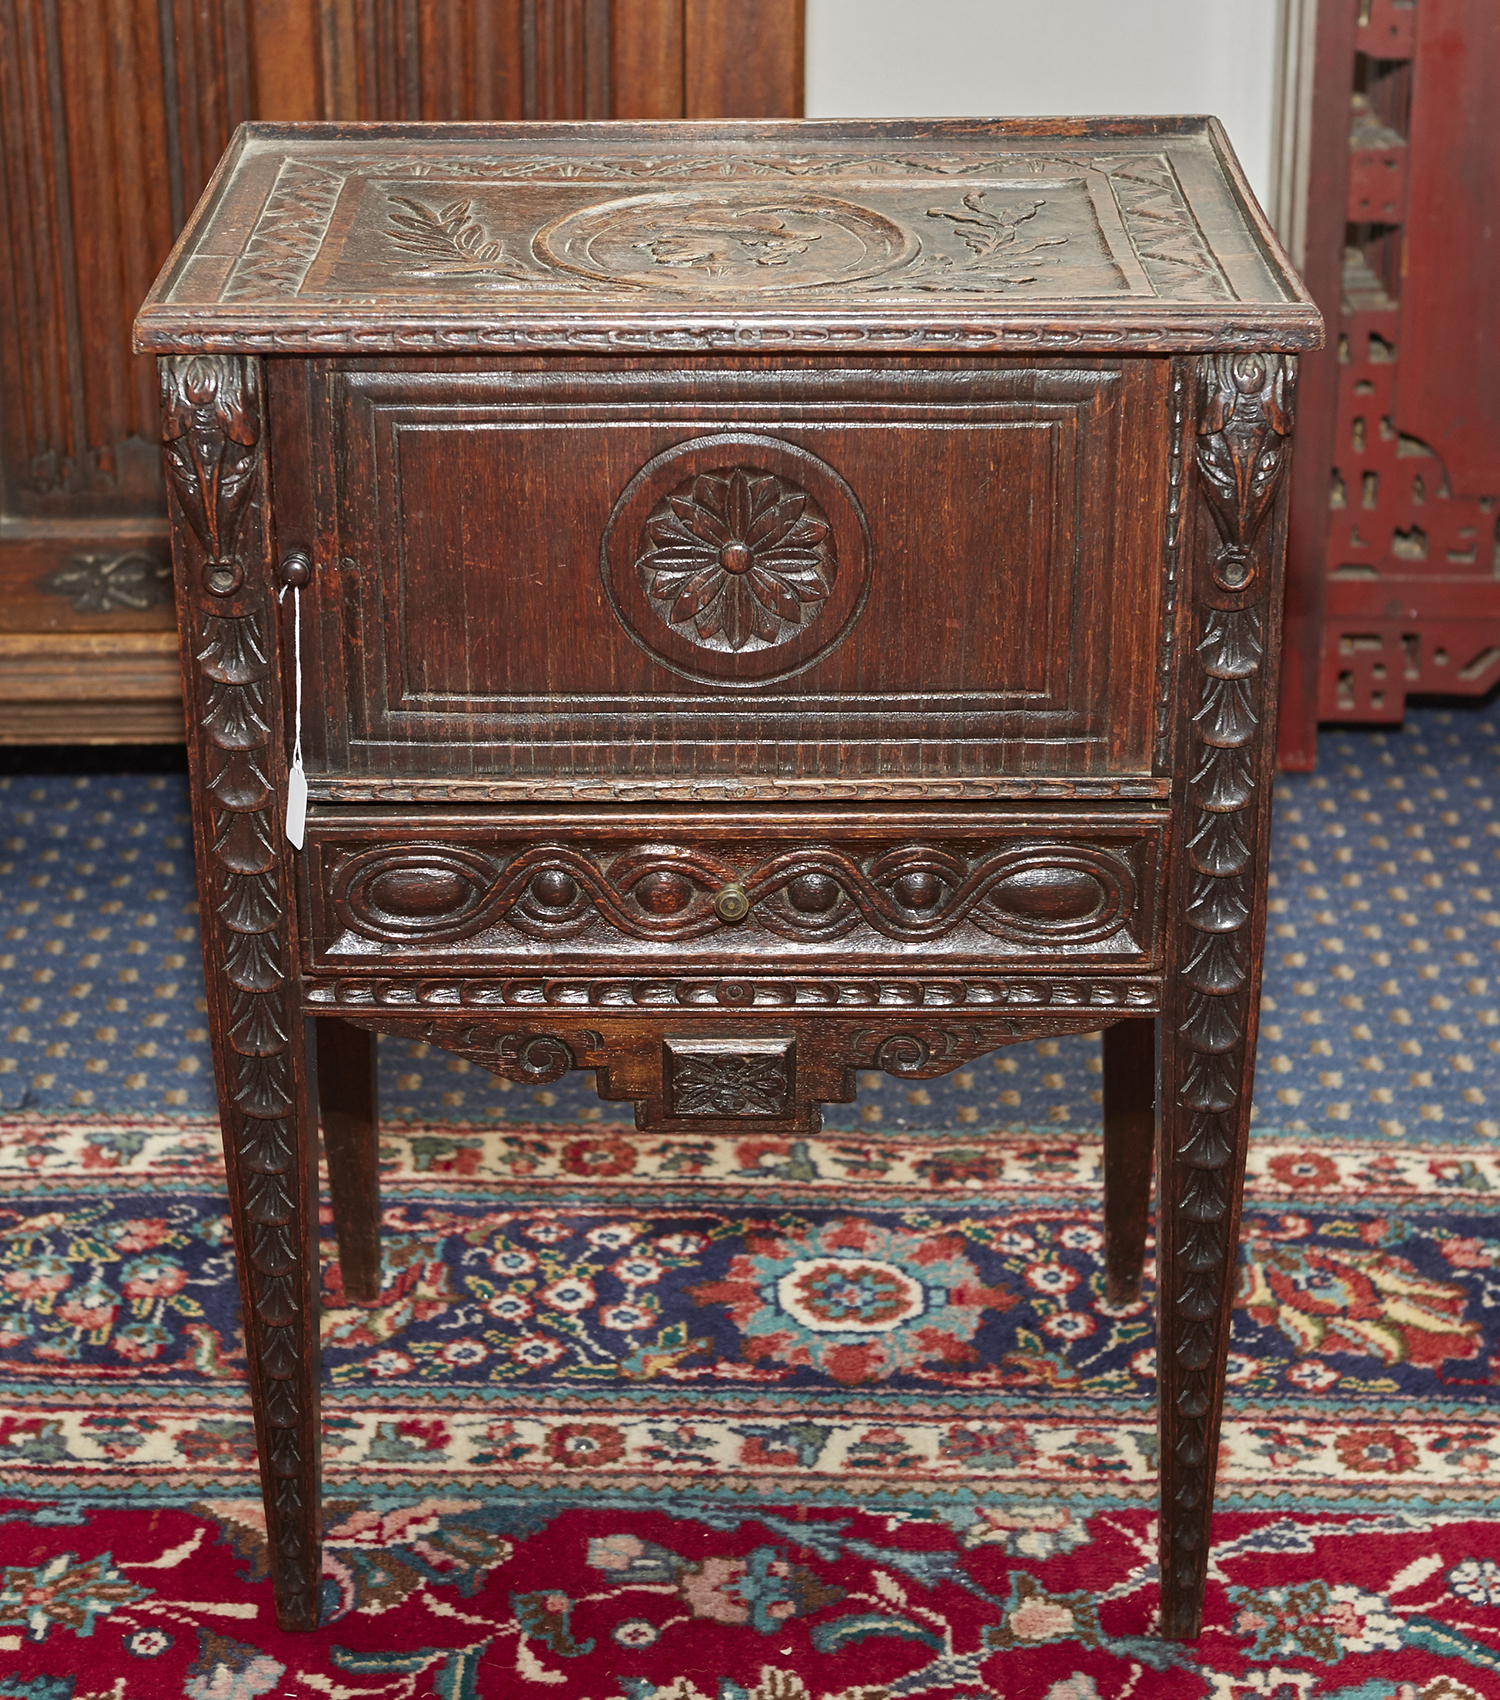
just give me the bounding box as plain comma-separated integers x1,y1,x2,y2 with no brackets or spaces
166,352,322,1631
1155,350,1291,1638
195,740,324,1634
1101,1019,1155,1306
316,1018,382,1304
1155,1003,1252,1642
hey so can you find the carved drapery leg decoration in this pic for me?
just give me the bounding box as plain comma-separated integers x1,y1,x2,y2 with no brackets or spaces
1157,352,1294,1641
164,354,321,1632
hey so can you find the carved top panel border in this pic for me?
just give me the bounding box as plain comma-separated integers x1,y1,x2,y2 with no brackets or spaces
135,122,1321,355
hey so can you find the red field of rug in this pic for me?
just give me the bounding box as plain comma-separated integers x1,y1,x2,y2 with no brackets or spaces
4,1498,1500,1697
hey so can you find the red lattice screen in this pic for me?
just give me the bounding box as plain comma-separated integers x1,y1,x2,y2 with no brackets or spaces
1279,0,1500,764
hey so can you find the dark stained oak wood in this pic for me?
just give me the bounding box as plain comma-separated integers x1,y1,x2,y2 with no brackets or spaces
275,357,1173,791
136,118,1318,357
315,1017,382,1305
138,118,1318,1638
1101,1017,1155,1307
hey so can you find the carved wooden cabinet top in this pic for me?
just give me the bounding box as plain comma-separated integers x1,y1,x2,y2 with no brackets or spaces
134,118,1317,356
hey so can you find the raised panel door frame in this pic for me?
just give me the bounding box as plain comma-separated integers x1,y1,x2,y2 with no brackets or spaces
274,356,1172,788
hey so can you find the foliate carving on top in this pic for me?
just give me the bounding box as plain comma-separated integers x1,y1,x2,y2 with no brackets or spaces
1195,353,1294,592
861,192,1069,294
211,149,1236,310
384,196,535,281
636,468,836,654
161,357,261,597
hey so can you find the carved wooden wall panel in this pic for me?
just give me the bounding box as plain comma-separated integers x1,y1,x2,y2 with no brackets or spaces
321,0,612,122
685,0,803,120
0,0,254,739
0,0,803,741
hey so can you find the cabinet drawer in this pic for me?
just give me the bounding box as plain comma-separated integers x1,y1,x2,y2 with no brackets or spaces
273,358,1174,796
300,807,1166,982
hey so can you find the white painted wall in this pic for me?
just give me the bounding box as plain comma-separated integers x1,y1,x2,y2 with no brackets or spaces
805,0,1280,210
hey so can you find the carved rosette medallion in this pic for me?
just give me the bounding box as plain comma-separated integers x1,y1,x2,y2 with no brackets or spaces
603,433,871,684
636,467,837,655
1158,350,1295,1637
667,1037,794,1117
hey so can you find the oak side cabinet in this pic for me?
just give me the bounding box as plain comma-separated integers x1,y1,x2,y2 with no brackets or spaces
135,118,1320,1637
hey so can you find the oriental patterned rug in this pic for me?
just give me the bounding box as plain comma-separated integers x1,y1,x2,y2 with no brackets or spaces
1,1109,1498,1698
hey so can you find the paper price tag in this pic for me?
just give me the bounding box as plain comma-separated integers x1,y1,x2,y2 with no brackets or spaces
285,760,307,849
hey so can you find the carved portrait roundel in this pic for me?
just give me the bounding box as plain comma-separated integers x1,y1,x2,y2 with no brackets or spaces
602,434,872,686
535,189,916,295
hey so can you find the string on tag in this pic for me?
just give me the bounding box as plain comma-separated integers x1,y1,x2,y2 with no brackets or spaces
278,579,308,849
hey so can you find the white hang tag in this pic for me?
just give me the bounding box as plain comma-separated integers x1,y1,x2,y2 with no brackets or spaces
285,760,307,850
281,580,307,850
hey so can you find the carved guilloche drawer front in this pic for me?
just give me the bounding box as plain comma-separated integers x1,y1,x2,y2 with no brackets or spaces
299,808,1166,993
274,358,1176,795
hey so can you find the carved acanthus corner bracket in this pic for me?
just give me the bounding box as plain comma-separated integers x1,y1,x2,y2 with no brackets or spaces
1194,352,1293,592
161,355,262,597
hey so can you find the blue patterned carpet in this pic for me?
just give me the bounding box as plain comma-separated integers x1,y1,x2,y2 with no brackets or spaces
3,704,1498,1141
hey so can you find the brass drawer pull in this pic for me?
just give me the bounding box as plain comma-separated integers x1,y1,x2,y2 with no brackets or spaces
713,883,751,923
